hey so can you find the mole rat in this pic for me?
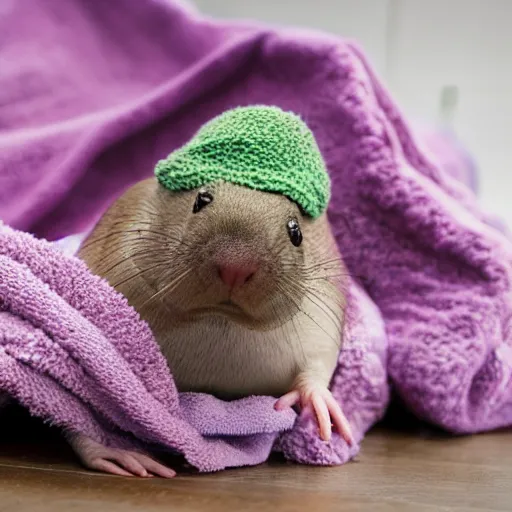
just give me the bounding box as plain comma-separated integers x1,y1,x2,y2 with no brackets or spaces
68,106,354,477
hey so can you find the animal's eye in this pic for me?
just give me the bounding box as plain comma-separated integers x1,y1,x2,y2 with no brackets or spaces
287,218,303,247
193,189,213,213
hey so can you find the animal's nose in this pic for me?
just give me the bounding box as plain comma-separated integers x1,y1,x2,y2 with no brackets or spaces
217,263,258,289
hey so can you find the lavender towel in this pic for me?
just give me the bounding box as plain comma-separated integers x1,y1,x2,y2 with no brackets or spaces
1,0,511,471
0,221,383,469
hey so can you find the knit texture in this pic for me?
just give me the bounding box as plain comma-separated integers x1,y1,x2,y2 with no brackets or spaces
1,0,511,471
154,106,330,218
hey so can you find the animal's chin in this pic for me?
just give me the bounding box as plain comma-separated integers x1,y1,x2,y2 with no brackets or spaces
193,301,257,323
184,300,280,330
164,286,302,329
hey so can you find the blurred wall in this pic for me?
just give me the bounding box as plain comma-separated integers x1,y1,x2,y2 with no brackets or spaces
193,0,512,226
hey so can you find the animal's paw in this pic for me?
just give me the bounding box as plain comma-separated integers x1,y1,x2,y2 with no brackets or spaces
67,432,175,478
275,384,353,445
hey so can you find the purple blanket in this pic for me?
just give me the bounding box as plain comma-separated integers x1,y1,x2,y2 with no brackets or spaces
1,0,511,471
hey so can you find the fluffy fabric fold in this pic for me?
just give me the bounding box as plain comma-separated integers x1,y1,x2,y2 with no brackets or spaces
0,222,382,469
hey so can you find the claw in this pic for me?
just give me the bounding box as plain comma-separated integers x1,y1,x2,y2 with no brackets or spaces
275,390,301,410
275,386,354,446
67,433,176,478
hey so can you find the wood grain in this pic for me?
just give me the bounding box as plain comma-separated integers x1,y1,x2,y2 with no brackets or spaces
0,405,510,512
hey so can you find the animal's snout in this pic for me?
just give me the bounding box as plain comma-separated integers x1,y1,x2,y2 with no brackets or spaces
217,262,258,290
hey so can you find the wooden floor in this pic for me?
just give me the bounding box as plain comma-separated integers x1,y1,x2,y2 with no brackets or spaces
1,404,510,512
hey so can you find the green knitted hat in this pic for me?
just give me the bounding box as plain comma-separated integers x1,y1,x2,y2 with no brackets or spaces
154,105,330,218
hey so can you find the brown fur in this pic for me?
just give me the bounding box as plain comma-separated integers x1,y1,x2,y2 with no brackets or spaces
78,178,347,399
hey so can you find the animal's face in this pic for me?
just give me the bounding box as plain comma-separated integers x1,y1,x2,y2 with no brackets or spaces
80,178,345,336
139,181,309,329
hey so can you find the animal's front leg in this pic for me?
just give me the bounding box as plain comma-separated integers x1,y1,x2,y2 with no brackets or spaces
275,371,354,445
66,432,176,478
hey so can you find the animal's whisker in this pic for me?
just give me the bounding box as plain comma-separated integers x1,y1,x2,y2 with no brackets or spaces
301,262,344,274
109,206,161,219
79,230,135,251
110,261,170,289
273,284,307,362
278,279,341,348
88,250,172,275
281,277,342,343
138,267,193,310
305,286,344,330
280,259,341,273
80,230,170,251
301,258,344,272
90,235,176,253
305,273,369,284
289,279,346,305
81,228,193,252
95,247,172,277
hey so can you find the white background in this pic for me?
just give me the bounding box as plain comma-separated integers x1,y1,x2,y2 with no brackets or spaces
193,0,512,226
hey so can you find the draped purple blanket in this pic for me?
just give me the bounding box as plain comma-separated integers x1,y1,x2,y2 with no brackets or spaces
0,0,511,471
